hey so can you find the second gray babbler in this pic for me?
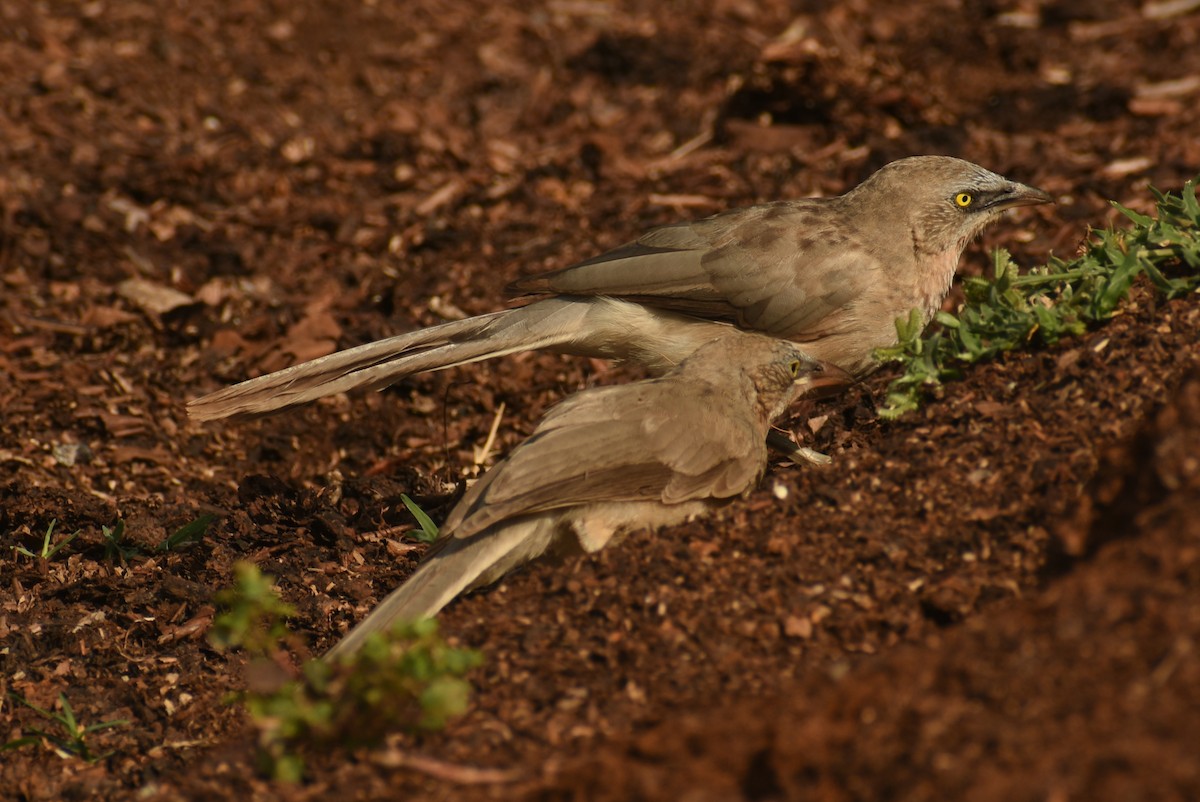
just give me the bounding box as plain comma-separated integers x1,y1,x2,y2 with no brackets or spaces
323,331,838,659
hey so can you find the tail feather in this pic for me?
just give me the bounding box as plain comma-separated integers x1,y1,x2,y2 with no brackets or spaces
323,517,556,660
188,296,739,421
188,300,590,421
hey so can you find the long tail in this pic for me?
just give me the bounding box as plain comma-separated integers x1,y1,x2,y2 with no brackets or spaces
188,299,584,421
323,517,557,660
188,297,734,421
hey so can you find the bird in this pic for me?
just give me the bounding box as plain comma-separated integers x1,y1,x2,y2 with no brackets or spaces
323,332,840,659
187,155,1051,422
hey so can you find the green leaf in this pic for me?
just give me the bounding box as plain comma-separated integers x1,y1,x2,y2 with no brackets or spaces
400,494,440,543
159,514,215,552
1,736,41,752
934,311,960,328
1111,201,1153,227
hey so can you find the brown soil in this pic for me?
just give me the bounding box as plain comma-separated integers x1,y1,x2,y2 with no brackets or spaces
2,1,1199,800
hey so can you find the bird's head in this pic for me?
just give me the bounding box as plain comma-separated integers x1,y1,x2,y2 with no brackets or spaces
844,155,1053,259
680,334,847,422
711,338,852,424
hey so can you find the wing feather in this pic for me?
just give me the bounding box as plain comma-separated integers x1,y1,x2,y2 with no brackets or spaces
508,200,879,340
444,378,766,540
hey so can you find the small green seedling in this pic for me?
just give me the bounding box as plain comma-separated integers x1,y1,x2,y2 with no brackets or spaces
99,515,215,562
11,519,79,561
400,494,440,544
2,693,128,763
209,562,296,654
209,563,479,781
101,520,139,562
158,514,215,552
241,619,481,781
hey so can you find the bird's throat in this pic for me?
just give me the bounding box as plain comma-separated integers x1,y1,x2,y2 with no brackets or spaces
918,247,963,323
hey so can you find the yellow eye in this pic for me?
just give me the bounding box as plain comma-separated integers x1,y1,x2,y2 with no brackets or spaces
788,359,803,376
955,192,973,207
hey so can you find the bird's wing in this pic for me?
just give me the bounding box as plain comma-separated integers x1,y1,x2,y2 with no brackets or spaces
442,381,766,540
509,202,877,341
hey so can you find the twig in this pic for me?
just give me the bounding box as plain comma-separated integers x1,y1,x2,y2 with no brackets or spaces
473,401,506,466
372,747,522,784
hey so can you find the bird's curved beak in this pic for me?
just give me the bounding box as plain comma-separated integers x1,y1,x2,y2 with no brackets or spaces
990,182,1054,211
796,360,855,397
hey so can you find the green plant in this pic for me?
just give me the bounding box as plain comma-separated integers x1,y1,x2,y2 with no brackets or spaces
323,618,482,733
2,693,129,762
209,563,480,781
247,620,481,781
400,493,440,543
159,514,215,552
877,177,1200,417
101,520,139,562
11,519,79,561
99,514,215,562
209,561,297,654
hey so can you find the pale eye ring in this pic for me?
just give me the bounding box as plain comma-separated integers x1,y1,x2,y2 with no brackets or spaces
955,192,973,208
788,359,802,377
